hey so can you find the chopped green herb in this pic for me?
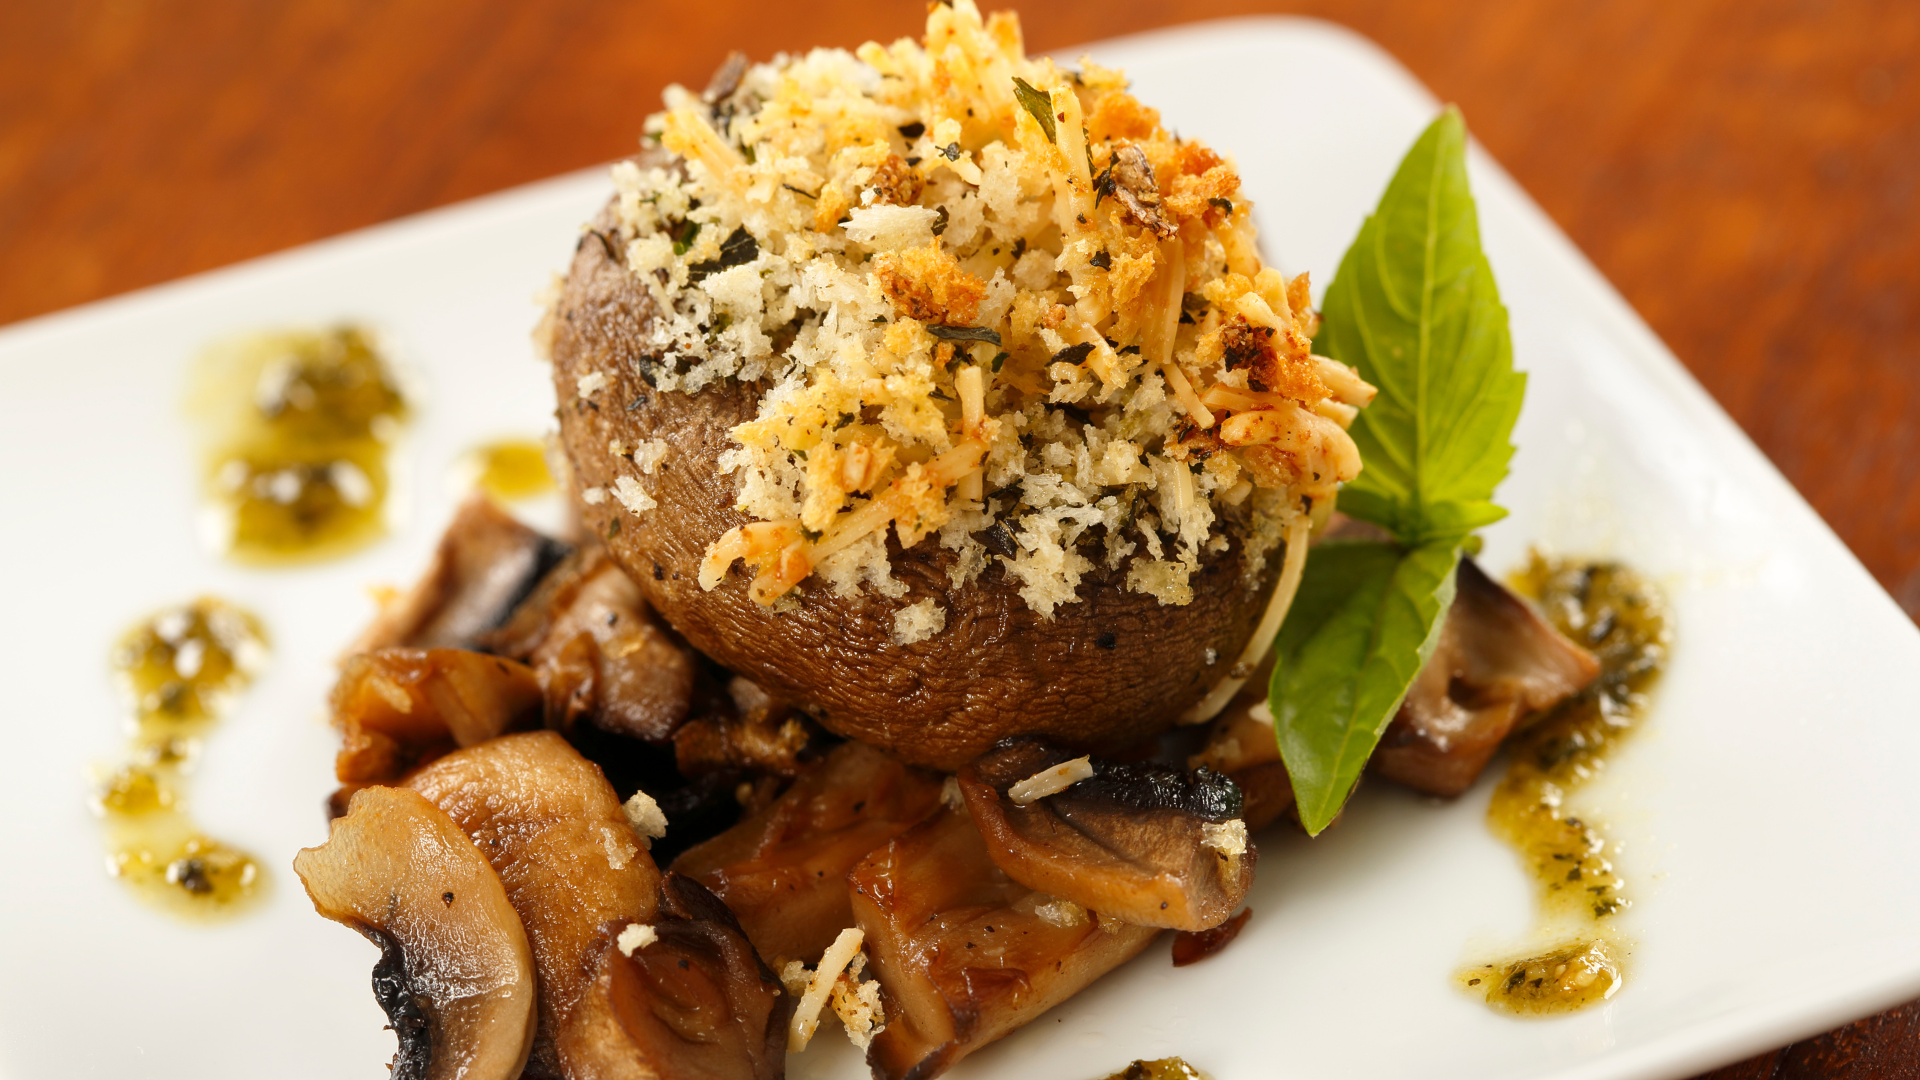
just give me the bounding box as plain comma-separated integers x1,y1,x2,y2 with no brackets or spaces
1011,77,1058,144
932,206,949,236
990,351,1009,373
1088,249,1112,270
1051,342,1096,365
926,325,1002,346
688,226,759,282
1209,197,1234,213
670,219,702,257
782,183,818,200
898,121,926,139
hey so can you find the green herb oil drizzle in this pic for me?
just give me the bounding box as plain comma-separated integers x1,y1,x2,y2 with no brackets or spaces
1460,555,1670,1015
95,598,271,919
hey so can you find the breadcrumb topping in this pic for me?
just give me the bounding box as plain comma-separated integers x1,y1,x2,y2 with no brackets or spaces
588,1,1373,618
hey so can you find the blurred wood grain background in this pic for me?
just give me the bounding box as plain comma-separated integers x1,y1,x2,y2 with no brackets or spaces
2,1,1916,1076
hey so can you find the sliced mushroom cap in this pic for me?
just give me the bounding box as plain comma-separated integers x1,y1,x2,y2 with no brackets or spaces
349,494,570,655
1374,557,1602,796
672,739,945,964
332,647,543,785
406,731,661,1080
483,545,697,743
959,736,1254,931
567,873,794,1080
293,785,537,1080
1188,657,1295,831
852,806,1160,1080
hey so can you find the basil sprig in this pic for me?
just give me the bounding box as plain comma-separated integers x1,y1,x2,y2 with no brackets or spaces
1272,108,1525,834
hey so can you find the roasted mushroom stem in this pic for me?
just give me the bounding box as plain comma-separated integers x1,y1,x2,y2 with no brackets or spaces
1373,557,1602,796
482,544,697,743
672,739,945,964
332,647,543,786
293,785,538,1080
568,873,795,1080
959,736,1254,931
406,731,661,1080
852,806,1161,1080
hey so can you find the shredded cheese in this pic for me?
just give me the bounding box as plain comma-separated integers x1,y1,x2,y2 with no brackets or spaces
1008,755,1094,806
622,791,668,849
616,922,657,956
1200,819,1248,857
789,927,865,1052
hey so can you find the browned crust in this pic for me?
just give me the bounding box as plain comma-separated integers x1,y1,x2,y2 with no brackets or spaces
549,187,1277,769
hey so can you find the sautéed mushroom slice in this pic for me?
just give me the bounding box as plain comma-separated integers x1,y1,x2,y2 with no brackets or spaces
406,731,661,1080
1374,557,1601,796
349,494,569,655
294,785,537,1080
853,806,1160,1080
673,740,945,964
569,873,793,1080
332,648,543,787
483,545,697,743
672,676,817,779
959,736,1254,931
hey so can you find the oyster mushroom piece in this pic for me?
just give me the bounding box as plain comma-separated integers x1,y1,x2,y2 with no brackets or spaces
1373,557,1602,797
349,493,570,655
332,647,543,786
482,545,697,743
672,739,945,964
853,806,1160,1080
958,736,1254,931
293,785,537,1080
406,731,661,1080
567,873,794,1080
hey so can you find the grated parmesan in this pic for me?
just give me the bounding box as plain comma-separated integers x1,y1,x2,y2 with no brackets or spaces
622,790,667,849
616,922,657,956
890,597,947,645
1008,755,1093,806
788,927,865,1052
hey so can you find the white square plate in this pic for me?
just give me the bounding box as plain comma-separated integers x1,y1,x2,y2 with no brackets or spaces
3,18,1917,1080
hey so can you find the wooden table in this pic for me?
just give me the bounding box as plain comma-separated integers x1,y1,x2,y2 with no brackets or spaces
3,1,1915,1076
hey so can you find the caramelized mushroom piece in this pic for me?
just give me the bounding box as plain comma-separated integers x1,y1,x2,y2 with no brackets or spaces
672,676,816,779
1188,660,1296,831
293,785,537,1080
332,647,543,785
350,494,569,655
406,731,661,1080
672,740,945,964
959,737,1254,931
483,545,696,743
1373,557,1601,796
567,873,794,1080
853,806,1160,1080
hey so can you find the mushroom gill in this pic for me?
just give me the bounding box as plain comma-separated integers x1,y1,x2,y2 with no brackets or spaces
293,785,537,1080
958,736,1254,931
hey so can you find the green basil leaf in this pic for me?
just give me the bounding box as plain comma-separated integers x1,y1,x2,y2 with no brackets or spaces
1318,107,1525,547
1011,77,1058,145
1272,540,1459,835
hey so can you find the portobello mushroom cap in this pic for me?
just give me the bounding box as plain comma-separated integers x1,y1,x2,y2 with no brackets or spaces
549,188,1277,770
293,785,538,1080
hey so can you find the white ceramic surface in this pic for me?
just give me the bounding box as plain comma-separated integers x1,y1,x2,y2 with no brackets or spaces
2,17,1917,1080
